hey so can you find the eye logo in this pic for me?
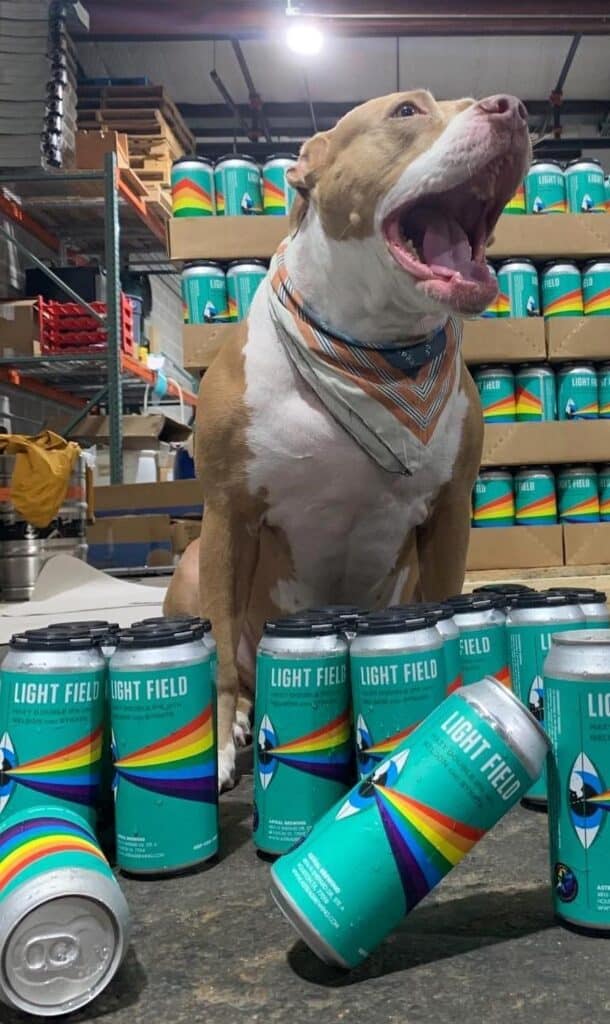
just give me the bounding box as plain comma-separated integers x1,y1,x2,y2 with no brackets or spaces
554,862,578,903
355,714,419,776
569,752,610,848
256,711,352,791
336,748,483,912
528,676,544,722
0,733,16,813
0,729,102,815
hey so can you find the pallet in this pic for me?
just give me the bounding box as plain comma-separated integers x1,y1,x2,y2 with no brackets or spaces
78,110,186,160
77,85,194,154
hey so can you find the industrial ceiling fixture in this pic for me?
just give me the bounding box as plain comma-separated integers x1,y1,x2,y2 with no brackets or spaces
285,1,324,55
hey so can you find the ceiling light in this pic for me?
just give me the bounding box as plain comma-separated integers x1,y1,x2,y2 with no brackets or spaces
286,21,324,56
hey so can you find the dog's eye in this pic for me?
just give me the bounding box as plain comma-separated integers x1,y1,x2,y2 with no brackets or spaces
393,103,419,118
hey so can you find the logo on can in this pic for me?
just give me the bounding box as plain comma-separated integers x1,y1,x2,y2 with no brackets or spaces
557,466,600,523
496,260,540,318
214,155,262,216
583,261,610,317
541,262,584,318
514,468,558,525
472,366,516,422
515,365,557,421
525,161,566,214
181,261,228,324
557,364,599,420
472,469,515,528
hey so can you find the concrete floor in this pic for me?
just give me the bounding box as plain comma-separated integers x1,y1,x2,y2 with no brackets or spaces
6,772,609,1024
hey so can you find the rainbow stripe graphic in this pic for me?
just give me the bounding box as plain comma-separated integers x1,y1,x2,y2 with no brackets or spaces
482,395,516,421
356,714,418,774
227,296,238,321
472,493,515,525
516,494,558,523
567,402,599,419
496,291,511,316
516,386,542,420
172,178,213,217
0,728,102,812
113,706,216,803
600,498,610,519
543,288,584,317
258,711,352,789
560,496,600,522
493,665,512,689
584,288,610,315
504,184,525,212
543,199,568,213
215,189,225,214
599,403,610,418
446,674,463,695
263,178,286,213
0,814,106,895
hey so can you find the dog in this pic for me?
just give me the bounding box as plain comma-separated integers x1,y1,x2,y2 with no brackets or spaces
165,89,531,788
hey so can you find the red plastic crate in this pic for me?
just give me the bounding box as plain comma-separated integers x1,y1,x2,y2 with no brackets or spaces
38,294,135,356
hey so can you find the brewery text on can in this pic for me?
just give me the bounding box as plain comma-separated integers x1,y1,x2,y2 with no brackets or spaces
583,262,610,317
557,465,600,523
541,262,584,318
170,157,215,217
525,161,566,214
480,263,498,317
506,592,584,806
109,622,217,875
515,364,557,421
181,262,227,324
270,678,548,968
262,154,298,215
447,594,511,688
557,363,599,420
496,259,539,318
0,630,105,827
253,617,351,856
514,467,558,525
0,805,130,1016
225,260,267,322
544,630,610,929
472,469,515,528
473,366,516,422
350,613,444,778
503,181,525,214
599,465,610,520
214,154,262,215
598,362,610,418
565,158,606,213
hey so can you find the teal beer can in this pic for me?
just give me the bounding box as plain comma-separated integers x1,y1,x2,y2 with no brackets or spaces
557,466,600,523
557,363,599,420
254,617,351,856
506,592,584,807
515,364,557,421
599,464,610,520
0,629,106,827
541,262,583,318
226,259,267,322
306,605,363,642
422,603,463,695
214,154,262,215
181,262,227,324
598,363,610,418
262,154,298,215
350,612,444,779
514,467,558,525
472,366,516,422
525,161,566,214
0,805,130,1016
496,259,539,317
583,262,610,317
109,621,217,875
565,159,606,213
548,589,610,630
471,469,515,528
170,156,215,217
446,594,512,689
480,263,498,317
271,677,548,967
545,630,610,929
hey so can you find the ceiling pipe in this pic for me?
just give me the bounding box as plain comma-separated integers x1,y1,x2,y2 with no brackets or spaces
549,33,582,139
230,39,273,143
209,68,252,139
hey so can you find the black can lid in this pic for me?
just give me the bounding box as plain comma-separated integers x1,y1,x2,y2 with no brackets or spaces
548,587,607,604
264,616,337,637
386,602,452,622
307,605,363,624
445,594,500,613
356,612,435,635
135,615,212,632
11,628,95,651
117,624,205,648
473,583,534,597
510,590,573,609
44,619,116,632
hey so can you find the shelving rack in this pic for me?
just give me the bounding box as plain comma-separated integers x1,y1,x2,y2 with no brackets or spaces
0,154,197,483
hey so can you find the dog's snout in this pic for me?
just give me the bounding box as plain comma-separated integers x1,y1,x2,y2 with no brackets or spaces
476,94,528,124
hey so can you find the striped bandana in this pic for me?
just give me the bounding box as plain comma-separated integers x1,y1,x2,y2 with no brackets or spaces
268,242,462,475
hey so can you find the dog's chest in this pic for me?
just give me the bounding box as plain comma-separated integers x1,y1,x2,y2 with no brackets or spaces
243,297,468,600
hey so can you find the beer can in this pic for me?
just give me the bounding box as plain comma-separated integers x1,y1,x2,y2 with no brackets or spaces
606,175,610,212
503,181,526,214
0,629,105,827
515,364,557,421
132,615,216,681
565,158,606,213
420,603,464,695
270,677,548,968
472,583,535,608
506,591,585,807
181,261,227,325
253,616,351,856
496,259,540,318
598,464,610,520
225,259,267,322
583,261,610,317
557,465,600,523
471,469,515,528
479,263,498,317
525,161,567,214
262,154,298,215
548,588,610,630
514,466,558,525
557,363,599,420
306,605,363,642
472,365,516,422
446,593,511,688
350,612,444,778
214,154,262,216
109,622,217,875
545,629,610,929
0,805,130,1016
598,362,610,418
170,156,215,218
541,262,584,318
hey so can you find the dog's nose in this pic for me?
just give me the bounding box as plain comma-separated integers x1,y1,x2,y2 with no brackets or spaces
476,94,528,125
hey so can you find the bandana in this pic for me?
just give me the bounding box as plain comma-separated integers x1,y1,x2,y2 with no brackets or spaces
267,243,462,475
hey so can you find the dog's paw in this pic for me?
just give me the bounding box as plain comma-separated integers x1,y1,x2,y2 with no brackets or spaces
218,739,237,792
233,709,252,748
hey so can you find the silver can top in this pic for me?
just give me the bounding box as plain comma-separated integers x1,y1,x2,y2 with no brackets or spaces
460,676,549,780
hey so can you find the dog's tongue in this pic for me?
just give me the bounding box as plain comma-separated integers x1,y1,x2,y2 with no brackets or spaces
420,209,476,280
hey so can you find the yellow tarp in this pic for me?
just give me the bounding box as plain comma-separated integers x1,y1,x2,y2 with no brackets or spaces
0,431,80,529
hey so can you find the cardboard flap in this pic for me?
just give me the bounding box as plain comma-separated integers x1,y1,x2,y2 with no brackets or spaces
47,413,191,449
467,526,563,571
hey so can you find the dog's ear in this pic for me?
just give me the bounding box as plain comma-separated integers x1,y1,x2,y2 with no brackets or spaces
287,133,330,194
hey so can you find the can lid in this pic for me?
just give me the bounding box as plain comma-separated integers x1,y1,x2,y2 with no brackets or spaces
551,628,610,647
541,260,579,272
172,155,212,168
473,583,534,597
355,612,435,634
387,601,454,622
566,157,602,168
10,628,95,651
557,362,596,371
445,594,501,613
117,623,205,648
43,620,120,643
215,152,260,166
134,615,213,632
582,260,610,273
509,589,575,609
226,259,268,269
307,604,363,624
548,587,607,604
263,616,337,637
498,258,536,267
529,159,563,169
182,260,224,270
264,152,298,162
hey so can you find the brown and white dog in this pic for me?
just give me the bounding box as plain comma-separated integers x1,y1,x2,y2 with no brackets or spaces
165,89,531,787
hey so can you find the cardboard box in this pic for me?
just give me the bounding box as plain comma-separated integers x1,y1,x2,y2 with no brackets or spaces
93,480,202,518
183,323,242,371
171,518,201,555
75,130,129,170
563,523,610,566
47,413,191,450
546,317,610,362
168,216,287,262
466,525,563,570
87,514,173,569
0,299,41,356
488,215,610,261
462,318,546,365
482,421,610,467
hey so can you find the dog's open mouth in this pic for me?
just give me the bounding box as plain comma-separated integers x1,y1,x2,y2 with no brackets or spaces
382,154,520,310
